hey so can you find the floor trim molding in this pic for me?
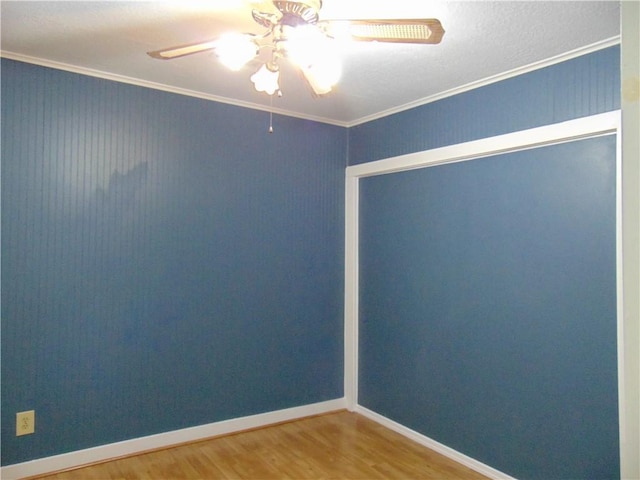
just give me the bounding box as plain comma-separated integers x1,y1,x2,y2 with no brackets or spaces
355,405,517,480
1,398,347,480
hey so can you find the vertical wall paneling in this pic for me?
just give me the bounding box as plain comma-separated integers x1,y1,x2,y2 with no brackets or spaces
1,59,346,466
346,112,622,479
348,46,620,166
1,40,625,476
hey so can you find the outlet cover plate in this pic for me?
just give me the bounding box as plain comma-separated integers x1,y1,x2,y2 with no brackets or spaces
16,410,35,436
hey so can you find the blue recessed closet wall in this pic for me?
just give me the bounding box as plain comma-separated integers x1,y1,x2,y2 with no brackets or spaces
354,45,620,480
359,136,619,479
1,44,621,479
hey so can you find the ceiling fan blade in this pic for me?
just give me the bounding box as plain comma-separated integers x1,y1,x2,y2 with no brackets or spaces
318,18,445,44
148,40,218,60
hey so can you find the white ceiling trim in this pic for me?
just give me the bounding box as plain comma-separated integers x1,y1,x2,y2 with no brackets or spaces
347,35,621,127
1,35,621,129
0,50,347,127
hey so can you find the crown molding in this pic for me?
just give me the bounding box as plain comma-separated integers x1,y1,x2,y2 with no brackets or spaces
347,36,621,127
0,51,349,127
1,35,621,129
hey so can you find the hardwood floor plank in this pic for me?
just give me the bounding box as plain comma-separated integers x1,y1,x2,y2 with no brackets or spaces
34,412,489,480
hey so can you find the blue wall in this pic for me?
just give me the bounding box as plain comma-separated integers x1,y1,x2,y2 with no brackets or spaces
1,59,346,465
349,46,620,165
1,44,622,477
359,137,619,479
356,45,620,479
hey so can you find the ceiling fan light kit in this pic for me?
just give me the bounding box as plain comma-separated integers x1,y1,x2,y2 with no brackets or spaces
251,62,281,95
215,33,260,71
148,0,444,97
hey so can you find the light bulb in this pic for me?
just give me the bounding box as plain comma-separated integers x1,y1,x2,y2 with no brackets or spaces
251,64,280,95
215,33,258,71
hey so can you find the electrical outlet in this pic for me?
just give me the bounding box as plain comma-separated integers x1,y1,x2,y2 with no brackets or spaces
16,410,35,436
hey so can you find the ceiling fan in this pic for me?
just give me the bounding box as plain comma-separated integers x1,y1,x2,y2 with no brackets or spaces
148,0,445,97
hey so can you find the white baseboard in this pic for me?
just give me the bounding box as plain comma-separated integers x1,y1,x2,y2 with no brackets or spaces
1,398,347,480
355,405,517,480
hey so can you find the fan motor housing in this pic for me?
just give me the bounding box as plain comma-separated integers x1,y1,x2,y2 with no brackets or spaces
274,0,322,25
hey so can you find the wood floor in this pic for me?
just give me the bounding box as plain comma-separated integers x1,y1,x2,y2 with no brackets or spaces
35,411,489,480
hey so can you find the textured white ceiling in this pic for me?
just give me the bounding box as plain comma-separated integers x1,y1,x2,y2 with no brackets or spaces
0,1,621,126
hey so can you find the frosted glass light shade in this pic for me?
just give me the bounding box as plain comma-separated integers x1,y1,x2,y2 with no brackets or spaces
251,64,280,95
216,33,258,71
301,57,341,95
284,25,329,68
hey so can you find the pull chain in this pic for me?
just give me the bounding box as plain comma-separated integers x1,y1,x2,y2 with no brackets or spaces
268,94,274,133
268,90,282,134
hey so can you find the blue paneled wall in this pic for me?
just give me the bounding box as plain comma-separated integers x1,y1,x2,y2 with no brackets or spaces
349,46,620,165
1,43,622,478
1,59,346,465
359,137,619,479
355,45,620,479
